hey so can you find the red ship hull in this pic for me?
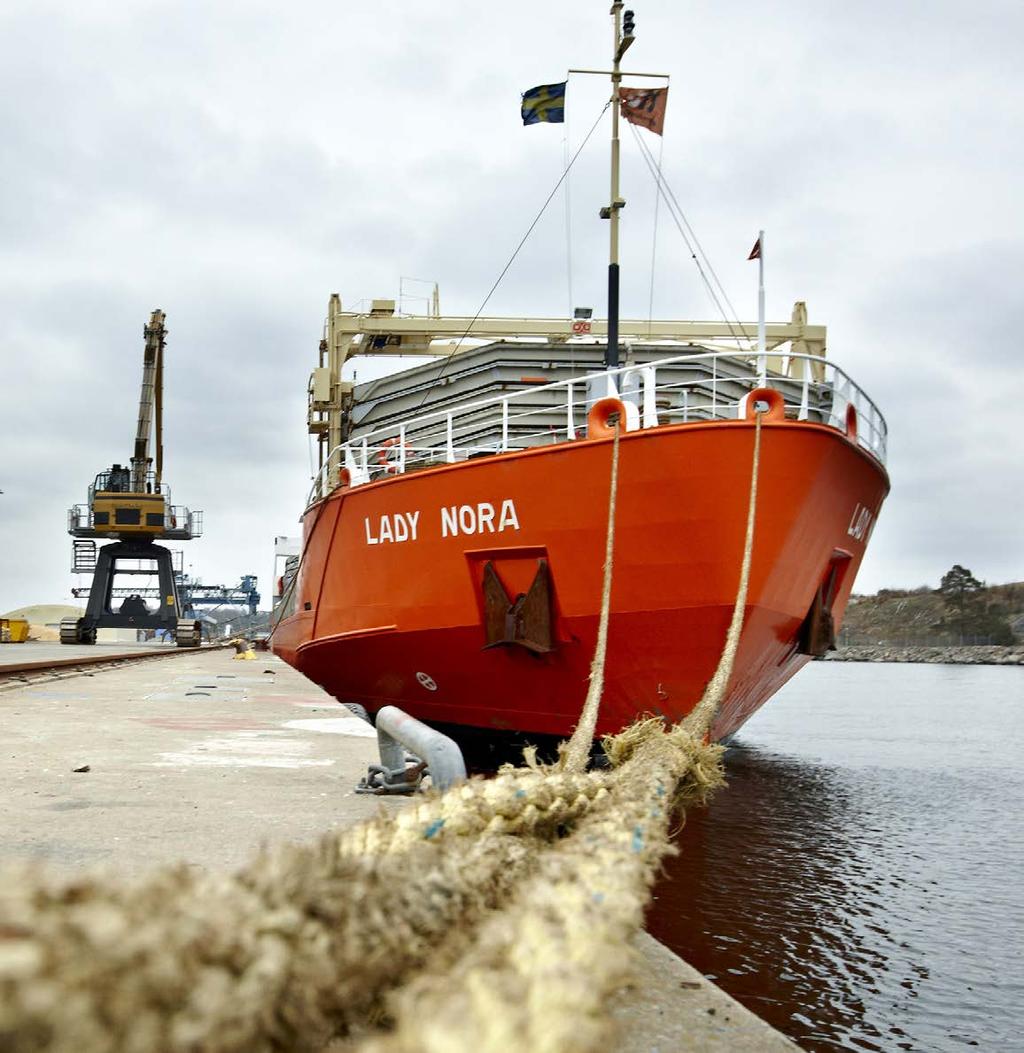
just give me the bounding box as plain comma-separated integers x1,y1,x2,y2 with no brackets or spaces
273,419,888,741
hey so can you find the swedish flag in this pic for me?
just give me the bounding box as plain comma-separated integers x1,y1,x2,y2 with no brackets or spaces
521,81,566,126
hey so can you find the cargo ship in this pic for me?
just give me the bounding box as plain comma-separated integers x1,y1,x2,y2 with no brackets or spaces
272,5,889,743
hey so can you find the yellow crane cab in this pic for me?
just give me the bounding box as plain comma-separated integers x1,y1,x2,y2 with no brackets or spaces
89,464,167,537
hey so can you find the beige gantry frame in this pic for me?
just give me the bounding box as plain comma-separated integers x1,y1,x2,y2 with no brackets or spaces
307,294,826,489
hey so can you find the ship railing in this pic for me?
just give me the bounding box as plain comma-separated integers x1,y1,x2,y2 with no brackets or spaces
308,350,887,503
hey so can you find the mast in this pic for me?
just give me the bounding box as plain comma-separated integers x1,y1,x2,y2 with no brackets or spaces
756,229,766,385
603,4,633,370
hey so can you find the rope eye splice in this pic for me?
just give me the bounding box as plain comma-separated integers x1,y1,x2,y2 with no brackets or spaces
0,411,767,1053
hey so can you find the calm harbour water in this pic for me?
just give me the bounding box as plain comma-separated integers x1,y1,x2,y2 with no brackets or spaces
646,662,1024,1052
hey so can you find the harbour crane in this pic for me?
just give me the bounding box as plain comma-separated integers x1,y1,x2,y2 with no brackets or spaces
63,310,204,647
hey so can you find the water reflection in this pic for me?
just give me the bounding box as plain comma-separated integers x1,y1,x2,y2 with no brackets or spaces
648,745,912,1049
646,664,1024,1051
452,664,1022,1050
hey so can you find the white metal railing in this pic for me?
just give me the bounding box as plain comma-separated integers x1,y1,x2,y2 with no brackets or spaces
308,351,887,504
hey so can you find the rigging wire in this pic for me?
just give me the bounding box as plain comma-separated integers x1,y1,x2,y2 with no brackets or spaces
646,132,665,336
627,121,750,350
563,116,577,377
629,121,743,344
414,101,611,410
563,121,574,318
634,128,748,336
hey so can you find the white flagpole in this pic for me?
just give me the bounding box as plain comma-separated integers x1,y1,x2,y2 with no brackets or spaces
757,228,766,385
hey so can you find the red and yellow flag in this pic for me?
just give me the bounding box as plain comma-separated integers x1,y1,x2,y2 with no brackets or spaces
619,86,668,136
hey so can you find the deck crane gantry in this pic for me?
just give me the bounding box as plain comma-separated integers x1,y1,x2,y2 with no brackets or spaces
62,310,204,647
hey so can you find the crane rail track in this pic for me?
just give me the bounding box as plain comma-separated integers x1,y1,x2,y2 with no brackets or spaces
0,645,228,691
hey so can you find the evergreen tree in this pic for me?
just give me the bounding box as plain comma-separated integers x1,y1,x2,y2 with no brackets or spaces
936,565,1014,643
938,564,982,638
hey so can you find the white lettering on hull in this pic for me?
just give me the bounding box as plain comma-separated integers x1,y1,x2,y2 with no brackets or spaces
441,500,520,538
498,500,520,532
363,511,421,546
365,501,521,544
847,503,875,543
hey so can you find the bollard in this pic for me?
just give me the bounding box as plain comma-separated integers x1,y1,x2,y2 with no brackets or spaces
356,705,467,794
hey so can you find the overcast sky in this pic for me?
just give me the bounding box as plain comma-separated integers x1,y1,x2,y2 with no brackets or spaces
1,0,1021,612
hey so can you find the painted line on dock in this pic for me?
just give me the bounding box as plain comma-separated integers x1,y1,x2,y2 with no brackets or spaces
282,717,376,738
135,717,277,732
150,730,336,769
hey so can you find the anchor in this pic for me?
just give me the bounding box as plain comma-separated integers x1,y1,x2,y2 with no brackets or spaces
481,558,554,654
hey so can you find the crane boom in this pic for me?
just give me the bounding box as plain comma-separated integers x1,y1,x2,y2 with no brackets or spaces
154,325,163,487
131,309,165,493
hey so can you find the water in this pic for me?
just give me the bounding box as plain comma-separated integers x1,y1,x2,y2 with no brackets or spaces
646,662,1024,1051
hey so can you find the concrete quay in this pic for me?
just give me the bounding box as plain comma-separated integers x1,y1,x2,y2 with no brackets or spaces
0,645,392,872
0,646,797,1051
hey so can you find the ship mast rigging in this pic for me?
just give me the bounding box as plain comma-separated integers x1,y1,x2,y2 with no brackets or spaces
605,1,629,370
570,4,668,370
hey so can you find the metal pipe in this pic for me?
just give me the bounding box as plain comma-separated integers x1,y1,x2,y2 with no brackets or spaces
374,706,467,790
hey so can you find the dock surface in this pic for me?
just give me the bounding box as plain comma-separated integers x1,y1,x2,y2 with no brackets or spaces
0,644,390,872
0,644,797,1050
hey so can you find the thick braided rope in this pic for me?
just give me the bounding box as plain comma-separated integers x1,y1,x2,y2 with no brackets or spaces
561,422,621,773
0,833,528,1052
358,729,724,1053
336,765,614,857
0,772,616,1052
685,410,763,737
0,413,766,1053
355,414,764,1053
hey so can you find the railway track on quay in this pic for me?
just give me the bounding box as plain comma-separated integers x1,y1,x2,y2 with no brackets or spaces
0,643,231,691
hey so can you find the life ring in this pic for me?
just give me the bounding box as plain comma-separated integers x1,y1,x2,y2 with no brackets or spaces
587,397,628,439
844,403,858,441
744,387,785,421
375,437,411,474
338,466,352,488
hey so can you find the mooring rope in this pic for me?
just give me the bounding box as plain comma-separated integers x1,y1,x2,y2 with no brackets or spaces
359,727,723,1053
561,421,622,773
685,408,763,736
360,412,763,1053
0,412,765,1053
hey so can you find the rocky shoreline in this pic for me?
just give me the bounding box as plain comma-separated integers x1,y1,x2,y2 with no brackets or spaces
823,645,1024,665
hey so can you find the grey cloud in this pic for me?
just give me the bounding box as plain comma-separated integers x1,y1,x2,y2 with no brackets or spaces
2,0,1022,611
